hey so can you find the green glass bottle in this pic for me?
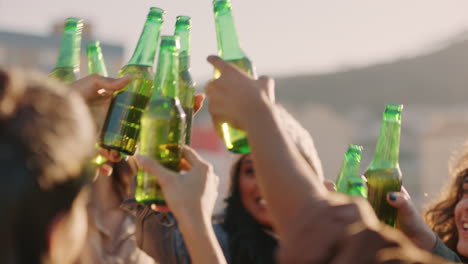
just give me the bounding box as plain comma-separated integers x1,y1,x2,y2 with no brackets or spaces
136,36,186,205
213,0,255,154
336,145,367,198
175,16,195,145
49,17,83,84
365,104,403,227
86,41,108,76
86,41,109,166
100,7,165,155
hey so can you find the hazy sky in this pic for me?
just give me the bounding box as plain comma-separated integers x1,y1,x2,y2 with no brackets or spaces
2,0,468,82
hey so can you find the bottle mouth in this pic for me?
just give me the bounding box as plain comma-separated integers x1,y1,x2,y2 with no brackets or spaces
347,144,363,155
86,41,101,52
346,144,363,161
383,104,403,121
64,17,83,31
160,35,180,49
213,0,232,14
148,7,165,21
176,16,191,28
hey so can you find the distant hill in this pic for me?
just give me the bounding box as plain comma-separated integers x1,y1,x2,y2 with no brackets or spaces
276,32,468,112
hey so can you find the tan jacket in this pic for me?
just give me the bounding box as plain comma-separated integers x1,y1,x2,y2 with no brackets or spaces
76,205,157,264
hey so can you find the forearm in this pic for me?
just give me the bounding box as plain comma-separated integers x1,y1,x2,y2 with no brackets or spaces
431,234,462,262
243,96,326,235
177,210,227,264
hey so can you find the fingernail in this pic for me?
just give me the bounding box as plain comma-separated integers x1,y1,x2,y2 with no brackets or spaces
389,193,397,201
100,164,113,176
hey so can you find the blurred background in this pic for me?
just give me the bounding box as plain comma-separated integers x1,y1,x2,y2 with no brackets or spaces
2,0,468,212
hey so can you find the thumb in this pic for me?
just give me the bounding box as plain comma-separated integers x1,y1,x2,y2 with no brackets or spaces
387,192,411,213
193,93,205,115
135,155,176,187
181,146,207,168
96,75,131,91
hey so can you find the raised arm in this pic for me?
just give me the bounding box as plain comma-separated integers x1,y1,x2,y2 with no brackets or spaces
205,56,326,236
204,56,453,264
136,147,227,264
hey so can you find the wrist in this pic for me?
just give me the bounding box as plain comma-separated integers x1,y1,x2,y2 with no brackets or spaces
176,206,211,228
414,228,437,251
243,94,275,132
177,208,212,237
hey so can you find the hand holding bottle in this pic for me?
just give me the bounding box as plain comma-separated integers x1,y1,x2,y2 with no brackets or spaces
135,146,219,222
205,55,275,131
387,187,437,251
96,93,205,166
71,74,131,130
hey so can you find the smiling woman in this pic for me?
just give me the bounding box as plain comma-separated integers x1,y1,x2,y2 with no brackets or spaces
425,144,468,262
236,155,272,228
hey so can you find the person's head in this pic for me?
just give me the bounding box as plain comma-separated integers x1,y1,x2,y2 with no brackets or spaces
0,69,95,264
225,105,323,228
425,144,468,258
222,104,323,263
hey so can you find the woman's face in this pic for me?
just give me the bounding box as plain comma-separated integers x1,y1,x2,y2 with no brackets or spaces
238,154,273,228
455,178,468,256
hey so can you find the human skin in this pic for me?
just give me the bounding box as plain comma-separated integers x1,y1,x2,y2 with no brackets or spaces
136,147,226,264
204,55,449,263
455,179,468,256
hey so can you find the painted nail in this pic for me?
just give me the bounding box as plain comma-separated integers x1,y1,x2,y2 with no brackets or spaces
389,193,397,201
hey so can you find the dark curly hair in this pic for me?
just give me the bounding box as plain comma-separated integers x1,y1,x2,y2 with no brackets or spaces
425,145,468,259
222,155,278,264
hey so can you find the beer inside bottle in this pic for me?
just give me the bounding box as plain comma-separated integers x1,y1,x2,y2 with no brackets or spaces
136,36,186,205
49,17,83,84
175,16,196,145
99,7,164,155
336,144,367,198
214,0,256,154
365,104,403,227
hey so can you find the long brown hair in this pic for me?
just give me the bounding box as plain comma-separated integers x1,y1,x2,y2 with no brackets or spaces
222,155,278,264
425,145,468,252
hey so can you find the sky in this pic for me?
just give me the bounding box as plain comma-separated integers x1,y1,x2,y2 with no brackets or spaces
2,0,468,83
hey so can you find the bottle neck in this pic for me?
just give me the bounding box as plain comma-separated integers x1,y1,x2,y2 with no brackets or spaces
337,152,361,190
214,1,245,60
128,18,163,66
87,47,108,77
153,47,179,99
175,27,191,71
369,119,401,169
55,28,81,68
341,155,361,178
